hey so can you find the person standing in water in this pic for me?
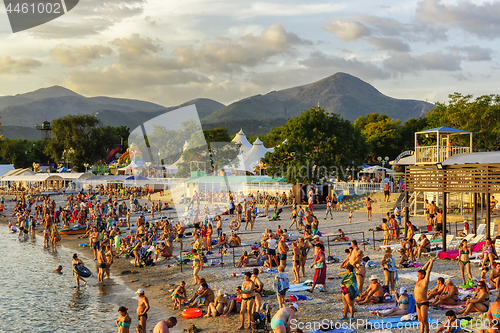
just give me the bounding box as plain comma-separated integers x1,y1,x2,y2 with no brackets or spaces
72,254,87,288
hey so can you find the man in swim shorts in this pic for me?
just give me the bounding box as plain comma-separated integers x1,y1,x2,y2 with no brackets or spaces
90,226,100,260
415,258,436,333
97,246,107,283
270,303,297,333
136,289,150,332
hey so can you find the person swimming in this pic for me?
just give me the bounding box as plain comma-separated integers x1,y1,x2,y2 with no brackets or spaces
53,265,63,274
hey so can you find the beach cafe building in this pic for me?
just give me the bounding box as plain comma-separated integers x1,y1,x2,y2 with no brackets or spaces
404,126,500,251
0,173,93,192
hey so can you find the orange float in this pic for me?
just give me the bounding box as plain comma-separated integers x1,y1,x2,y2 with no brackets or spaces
229,220,240,231
181,308,203,319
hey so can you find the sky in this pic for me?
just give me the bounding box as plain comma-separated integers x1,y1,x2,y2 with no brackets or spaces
0,0,499,107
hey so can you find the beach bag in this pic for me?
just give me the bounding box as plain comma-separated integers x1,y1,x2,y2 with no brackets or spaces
314,262,324,269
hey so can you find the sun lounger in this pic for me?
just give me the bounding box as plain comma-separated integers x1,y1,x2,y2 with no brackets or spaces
449,233,474,249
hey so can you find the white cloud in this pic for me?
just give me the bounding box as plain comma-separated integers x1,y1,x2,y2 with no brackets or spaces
416,0,500,39
451,45,493,62
383,50,462,73
0,57,42,74
323,19,371,41
298,51,390,80
367,37,410,52
50,45,113,67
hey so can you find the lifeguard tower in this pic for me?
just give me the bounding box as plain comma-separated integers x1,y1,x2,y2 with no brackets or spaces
414,126,472,165
35,121,52,140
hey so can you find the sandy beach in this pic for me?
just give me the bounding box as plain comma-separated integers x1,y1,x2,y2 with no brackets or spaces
3,194,498,333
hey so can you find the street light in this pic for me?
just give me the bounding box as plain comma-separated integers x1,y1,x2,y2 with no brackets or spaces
84,163,89,173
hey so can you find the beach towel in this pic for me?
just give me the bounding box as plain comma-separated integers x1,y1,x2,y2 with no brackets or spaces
471,241,486,252
288,280,314,292
438,250,459,260
399,271,452,282
438,301,466,310
367,316,439,329
365,303,396,311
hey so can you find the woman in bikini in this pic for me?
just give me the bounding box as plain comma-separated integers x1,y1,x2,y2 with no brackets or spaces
239,272,255,331
116,306,132,333
298,237,310,278
192,249,202,285
374,287,409,317
354,250,366,294
456,281,490,316
482,238,497,268
291,241,301,283
457,239,473,288
478,293,500,333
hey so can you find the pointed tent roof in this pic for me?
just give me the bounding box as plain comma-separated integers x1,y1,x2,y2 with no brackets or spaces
243,138,271,172
231,129,252,151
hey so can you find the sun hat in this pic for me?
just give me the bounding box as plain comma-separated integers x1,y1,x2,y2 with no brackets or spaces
136,289,145,295
291,303,298,311
369,275,378,281
400,287,406,294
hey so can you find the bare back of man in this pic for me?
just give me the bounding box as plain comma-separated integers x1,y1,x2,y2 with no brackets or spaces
414,258,435,333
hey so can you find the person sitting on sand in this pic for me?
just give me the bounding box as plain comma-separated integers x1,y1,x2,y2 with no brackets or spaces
204,289,228,317
436,310,463,333
238,251,249,268
374,287,409,317
188,282,214,307
456,280,490,316
490,265,500,290
171,281,187,310
333,229,346,242
396,248,409,268
355,275,384,305
427,277,445,301
221,286,242,317
431,279,458,307
229,233,241,247
53,265,63,274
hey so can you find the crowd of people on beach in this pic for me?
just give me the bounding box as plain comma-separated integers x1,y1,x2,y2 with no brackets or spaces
7,181,500,333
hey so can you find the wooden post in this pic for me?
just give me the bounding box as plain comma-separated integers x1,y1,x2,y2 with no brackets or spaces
473,193,477,233
443,191,447,252
404,190,409,235
487,192,491,239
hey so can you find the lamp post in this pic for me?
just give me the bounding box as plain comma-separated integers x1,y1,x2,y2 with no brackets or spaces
84,163,89,173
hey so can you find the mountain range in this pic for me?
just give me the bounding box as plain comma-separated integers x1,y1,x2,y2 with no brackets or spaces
0,73,434,140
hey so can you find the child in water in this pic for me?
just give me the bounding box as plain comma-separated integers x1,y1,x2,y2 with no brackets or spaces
53,265,63,274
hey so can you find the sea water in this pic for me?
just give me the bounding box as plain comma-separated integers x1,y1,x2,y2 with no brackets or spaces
0,226,166,333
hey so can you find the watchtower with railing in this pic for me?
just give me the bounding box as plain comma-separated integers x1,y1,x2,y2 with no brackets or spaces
414,126,472,165
35,121,52,140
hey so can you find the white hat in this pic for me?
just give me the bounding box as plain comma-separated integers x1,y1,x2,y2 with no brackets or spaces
291,303,298,311
312,235,319,239
369,275,378,281
136,289,145,295
400,287,406,294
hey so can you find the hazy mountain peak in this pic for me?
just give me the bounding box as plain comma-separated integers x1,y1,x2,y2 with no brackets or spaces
15,85,82,100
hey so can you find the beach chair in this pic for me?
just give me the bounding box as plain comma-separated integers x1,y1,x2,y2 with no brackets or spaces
423,235,454,258
449,233,475,249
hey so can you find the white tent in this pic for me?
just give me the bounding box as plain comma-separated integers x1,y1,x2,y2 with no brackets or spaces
360,165,395,174
231,129,252,152
242,138,271,172
118,161,139,175
0,164,15,178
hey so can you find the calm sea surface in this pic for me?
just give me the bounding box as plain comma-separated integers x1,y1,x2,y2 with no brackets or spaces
0,225,166,333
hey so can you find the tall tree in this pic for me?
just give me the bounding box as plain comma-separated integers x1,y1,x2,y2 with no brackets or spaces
263,107,368,184
44,115,109,171
353,113,402,161
426,93,500,151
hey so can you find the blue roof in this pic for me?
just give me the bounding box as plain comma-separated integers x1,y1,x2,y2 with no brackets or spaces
416,126,472,134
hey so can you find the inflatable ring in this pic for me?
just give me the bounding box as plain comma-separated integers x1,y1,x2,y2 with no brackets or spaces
229,220,240,231
73,265,92,278
181,308,203,319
